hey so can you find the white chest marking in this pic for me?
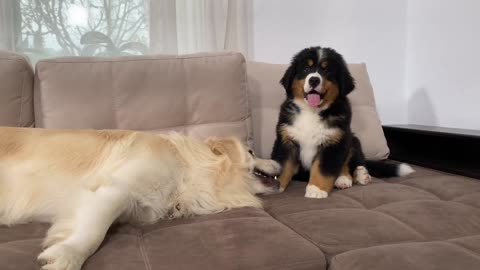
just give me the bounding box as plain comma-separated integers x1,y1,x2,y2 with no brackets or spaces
285,101,341,170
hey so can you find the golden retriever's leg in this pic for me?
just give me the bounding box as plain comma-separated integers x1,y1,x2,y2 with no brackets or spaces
305,159,335,199
278,159,299,192
38,186,130,270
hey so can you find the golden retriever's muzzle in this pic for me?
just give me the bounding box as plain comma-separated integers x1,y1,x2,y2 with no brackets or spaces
254,168,280,190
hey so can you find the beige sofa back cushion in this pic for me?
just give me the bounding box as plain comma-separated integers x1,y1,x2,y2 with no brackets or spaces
34,52,252,144
0,51,34,127
248,62,389,160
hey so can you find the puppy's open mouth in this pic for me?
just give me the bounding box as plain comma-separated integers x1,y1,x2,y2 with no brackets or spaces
304,90,324,107
253,168,279,189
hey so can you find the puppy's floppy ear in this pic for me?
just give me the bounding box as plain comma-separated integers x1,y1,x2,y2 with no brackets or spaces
322,47,355,96
337,59,355,96
280,63,296,98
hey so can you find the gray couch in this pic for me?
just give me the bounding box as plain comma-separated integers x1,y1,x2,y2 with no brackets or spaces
1,50,479,270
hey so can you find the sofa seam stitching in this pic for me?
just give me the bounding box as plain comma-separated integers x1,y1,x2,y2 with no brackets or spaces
36,52,239,64
242,55,253,147
273,207,364,217
111,63,120,128
262,210,327,259
443,242,480,260
333,193,367,208
324,235,480,260
253,259,326,270
17,68,27,127
142,216,271,236
397,178,480,199
138,119,250,132
0,237,44,245
277,207,425,240
368,210,426,240
373,198,480,212
371,199,441,211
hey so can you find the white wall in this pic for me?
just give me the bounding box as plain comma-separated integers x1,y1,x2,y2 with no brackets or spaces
251,0,408,124
405,0,480,129
251,0,480,130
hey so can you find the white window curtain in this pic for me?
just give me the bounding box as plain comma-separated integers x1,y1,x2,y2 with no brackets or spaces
0,0,18,51
0,0,249,63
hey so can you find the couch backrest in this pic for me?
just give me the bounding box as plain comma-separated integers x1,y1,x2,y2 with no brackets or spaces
34,52,252,144
0,50,34,127
247,62,389,160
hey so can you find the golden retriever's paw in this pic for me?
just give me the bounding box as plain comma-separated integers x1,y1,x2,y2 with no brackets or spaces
334,176,353,189
38,243,83,270
354,166,371,185
305,185,328,199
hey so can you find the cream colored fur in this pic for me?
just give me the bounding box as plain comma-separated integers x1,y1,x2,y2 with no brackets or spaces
0,127,280,270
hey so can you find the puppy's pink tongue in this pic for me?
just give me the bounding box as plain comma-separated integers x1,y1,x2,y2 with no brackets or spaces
307,94,321,107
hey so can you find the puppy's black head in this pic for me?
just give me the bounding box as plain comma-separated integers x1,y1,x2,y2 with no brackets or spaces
280,46,355,108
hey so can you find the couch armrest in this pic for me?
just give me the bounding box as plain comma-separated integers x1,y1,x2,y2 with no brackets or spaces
383,124,480,179
0,50,34,127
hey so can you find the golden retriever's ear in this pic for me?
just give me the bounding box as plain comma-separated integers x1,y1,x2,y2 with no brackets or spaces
205,139,226,156
211,145,225,156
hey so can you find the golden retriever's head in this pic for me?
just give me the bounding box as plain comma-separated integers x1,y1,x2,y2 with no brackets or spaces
205,137,281,195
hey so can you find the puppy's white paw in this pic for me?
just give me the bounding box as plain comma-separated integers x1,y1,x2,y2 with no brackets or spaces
335,176,353,189
256,159,282,176
38,243,83,270
354,166,371,185
305,185,328,199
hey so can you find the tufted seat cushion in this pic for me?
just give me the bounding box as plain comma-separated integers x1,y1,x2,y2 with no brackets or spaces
1,209,325,270
263,166,480,269
2,166,479,270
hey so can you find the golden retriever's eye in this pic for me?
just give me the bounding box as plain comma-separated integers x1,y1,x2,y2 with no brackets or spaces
248,149,255,157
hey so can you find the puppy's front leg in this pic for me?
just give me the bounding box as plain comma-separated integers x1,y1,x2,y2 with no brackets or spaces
254,158,282,176
305,159,335,199
38,186,130,270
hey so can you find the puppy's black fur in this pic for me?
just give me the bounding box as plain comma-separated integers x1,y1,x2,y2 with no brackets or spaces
271,46,411,194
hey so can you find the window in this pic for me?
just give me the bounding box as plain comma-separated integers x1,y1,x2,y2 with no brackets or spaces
17,0,149,63
1,0,249,64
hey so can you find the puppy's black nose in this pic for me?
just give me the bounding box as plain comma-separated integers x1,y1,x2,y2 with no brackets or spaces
308,77,321,88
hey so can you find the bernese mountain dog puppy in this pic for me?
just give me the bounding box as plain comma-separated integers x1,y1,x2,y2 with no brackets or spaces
271,46,414,199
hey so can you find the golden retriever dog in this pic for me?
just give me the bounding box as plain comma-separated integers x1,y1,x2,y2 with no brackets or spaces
0,127,281,270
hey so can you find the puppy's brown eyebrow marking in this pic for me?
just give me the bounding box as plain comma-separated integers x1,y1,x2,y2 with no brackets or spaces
321,61,328,68
307,59,314,66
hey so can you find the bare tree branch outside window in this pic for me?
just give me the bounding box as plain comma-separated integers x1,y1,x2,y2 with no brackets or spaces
17,0,149,63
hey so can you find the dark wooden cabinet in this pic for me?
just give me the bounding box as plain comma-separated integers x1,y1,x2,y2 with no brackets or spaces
383,124,480,179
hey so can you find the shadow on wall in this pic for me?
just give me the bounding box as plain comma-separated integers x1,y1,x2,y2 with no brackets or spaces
407,88,438,126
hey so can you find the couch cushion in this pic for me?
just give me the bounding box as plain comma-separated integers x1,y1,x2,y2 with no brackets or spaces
261,167,480,269
247,62,389,160
330,240,480,270
0,50,34,127
34,52,252,144
1,208,326,270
